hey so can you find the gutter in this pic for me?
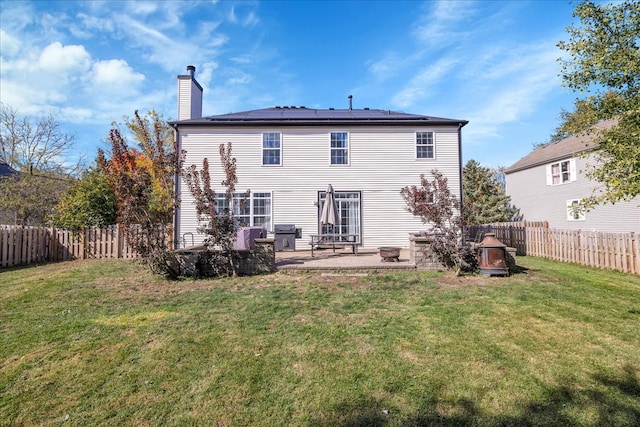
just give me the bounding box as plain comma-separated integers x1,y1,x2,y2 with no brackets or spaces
458,122,464,230
168,119,470,128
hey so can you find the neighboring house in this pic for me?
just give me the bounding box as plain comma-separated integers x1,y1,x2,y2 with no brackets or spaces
171,66,468,249
504,120,639,234
0,162,19,224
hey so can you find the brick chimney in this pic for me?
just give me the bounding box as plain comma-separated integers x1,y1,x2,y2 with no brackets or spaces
177,65,203,120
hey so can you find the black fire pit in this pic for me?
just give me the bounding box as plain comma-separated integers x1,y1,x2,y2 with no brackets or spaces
379,247,400,262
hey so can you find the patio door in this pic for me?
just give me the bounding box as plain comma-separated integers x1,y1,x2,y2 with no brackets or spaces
318,190,361,243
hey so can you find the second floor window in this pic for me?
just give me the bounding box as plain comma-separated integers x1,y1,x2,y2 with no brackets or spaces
547,159,576,185
262,132,281,165
416,131,434,159
330,132,349,165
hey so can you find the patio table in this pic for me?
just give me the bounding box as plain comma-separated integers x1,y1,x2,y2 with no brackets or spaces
309,234,359,257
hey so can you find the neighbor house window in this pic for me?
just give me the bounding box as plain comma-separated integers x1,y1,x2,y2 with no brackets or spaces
213,191,272,231
262,132,281,165
547,159,576,185
567,199,586,221
330,132,349,165
416,131,435,159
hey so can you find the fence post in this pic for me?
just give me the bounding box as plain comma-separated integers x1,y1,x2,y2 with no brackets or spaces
116,224,122,258
631,232,639,274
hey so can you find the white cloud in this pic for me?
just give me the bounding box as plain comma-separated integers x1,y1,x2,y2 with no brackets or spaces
91,59,145,87
38,42,91,73
128,1,159,16
243,11,260,27
196,62,217,89
412,0,476,46
71,13,115,38
391,58,459,109
465,42,562,126
0,29,21,56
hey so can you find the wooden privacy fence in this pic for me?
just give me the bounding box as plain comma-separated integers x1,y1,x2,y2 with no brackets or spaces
1,225,138,268
469,222,640,275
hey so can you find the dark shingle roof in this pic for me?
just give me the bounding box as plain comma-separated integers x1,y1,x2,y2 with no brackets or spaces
171,107,468,127
505,119,616,174
0,162,19,177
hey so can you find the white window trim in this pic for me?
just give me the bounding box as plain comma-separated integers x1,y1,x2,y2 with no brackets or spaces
262,132,282,166
206,191,273,231
416,131,435,160
566,199,586,221
546,159,577,186
330,131,350,166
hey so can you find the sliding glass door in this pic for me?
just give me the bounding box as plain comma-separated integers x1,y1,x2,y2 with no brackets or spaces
318,191,361,243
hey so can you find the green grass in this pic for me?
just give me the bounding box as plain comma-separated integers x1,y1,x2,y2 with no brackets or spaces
1,257,639,426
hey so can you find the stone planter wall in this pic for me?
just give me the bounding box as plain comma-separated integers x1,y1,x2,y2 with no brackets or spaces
409,234,446,271
237,238,276,275
172,238,276,278
409,233,517,273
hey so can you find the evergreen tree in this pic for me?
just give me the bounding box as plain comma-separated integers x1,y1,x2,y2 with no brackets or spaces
462,160,516,226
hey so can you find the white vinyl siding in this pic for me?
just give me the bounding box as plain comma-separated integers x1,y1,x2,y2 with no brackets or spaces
177,77,202,120
177,126,461,248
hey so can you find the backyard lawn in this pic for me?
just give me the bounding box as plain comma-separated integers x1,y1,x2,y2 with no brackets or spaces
1,257,639,426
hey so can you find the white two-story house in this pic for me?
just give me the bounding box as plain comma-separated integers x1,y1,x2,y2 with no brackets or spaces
505,120,639,233
171,66,468,249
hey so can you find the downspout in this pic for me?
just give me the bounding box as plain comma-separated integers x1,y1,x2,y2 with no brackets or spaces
458,122,464,234
170,122,181,250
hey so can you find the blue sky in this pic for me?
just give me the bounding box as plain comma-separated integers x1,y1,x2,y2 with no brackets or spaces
0,0,581,169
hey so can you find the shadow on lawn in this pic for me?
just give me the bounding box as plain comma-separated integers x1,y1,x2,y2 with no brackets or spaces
309,365,640,426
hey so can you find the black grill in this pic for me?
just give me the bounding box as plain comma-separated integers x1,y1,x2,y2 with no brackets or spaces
274,224,296,251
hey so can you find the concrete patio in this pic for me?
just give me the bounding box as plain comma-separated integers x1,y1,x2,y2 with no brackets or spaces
275,247,416,271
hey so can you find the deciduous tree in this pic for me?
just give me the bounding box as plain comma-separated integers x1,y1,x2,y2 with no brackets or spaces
49,165,118,231
0,103,80,174
400,170,473,276
182,142,249,278
0,172,70,225
556,0,640,205
98,110,181,275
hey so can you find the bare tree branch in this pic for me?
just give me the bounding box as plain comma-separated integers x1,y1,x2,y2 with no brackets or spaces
0,103,78,174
